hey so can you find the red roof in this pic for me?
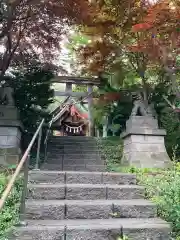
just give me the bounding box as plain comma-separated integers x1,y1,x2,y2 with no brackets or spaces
70,105,88,119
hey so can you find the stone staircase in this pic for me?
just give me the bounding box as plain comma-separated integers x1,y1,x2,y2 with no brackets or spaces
43,136,105,171
12,136,171,239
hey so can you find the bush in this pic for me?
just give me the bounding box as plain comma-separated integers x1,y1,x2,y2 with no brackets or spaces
125,166,180,239
96,137,123,171
0,172,23,239
159,109,180,159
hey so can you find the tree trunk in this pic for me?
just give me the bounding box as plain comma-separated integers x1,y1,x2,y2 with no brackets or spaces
141,76,148,101
103,125,107,138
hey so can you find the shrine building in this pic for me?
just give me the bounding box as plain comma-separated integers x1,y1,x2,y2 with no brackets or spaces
50,96,89,136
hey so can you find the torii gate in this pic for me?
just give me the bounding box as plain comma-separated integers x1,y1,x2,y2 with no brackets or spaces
51,76,101,136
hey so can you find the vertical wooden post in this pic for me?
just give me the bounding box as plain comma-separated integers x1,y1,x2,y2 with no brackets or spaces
95,125,100,137
97,129,100,137
35,127,42,170
103,115,108,138
65,82,72,92
19,154,30,226
87,84,94,136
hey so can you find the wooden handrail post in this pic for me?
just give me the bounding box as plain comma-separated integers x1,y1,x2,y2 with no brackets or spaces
0,119,44,212
18,154,30,226
35,127,42,170
44,114,54,162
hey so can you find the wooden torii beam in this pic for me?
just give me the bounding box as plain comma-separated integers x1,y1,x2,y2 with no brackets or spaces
51,76,101,85
51,75,100,136
54,91,99,98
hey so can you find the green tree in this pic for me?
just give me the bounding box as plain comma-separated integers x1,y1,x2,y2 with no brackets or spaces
92,75,132,136
11,63,54,132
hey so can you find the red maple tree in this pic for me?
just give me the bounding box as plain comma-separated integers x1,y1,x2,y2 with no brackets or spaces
0,0,93,78
131,0,180,97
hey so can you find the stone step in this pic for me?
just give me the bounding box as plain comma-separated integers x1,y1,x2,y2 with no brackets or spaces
47,150,100,154
48,145,98,149
48,140,97,144
26,199,157,220
29,171,136,185
41,164,105,172
46,160,103,167
48,144,98,149
48,153,101,159
27,183,144,200
48,141,95,143
46,157,102,163
49,137,96,140
49,141,97,144
44,161,104,168
49,137,97,141
12,218,171,240
49,136,96,140
48,146,98,152
47,149,99,154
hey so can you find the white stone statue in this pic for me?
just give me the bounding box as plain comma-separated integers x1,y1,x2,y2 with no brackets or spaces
0,84,15,106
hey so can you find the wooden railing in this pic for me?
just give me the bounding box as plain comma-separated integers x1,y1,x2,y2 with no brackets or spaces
44,116,54,163
0,119,45,224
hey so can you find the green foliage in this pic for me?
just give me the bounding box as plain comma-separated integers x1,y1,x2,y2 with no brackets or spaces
175,162,180,172
93,103,111,127
160,109,180,159
93,100,131,136
11,63,54,132
141,172,180,238
67,32,90,51
73,84,98,93
152,78,180,159
117,236,129,240
0,173,23,239
73,84,87,92
108,123,121,136
121,166,180,238
92,75,132,135
96,137,123,171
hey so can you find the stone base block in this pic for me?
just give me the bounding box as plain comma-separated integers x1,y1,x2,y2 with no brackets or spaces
0,126,22,167
0,105,19,119
126,116,159,131
0,127,21,146
0,152,20,167
121,133,171,168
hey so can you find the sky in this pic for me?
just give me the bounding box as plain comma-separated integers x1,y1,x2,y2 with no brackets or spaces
0,45,5,53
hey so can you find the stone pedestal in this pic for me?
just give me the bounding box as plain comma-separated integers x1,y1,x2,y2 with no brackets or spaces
121,116,171,168
0,106,23,167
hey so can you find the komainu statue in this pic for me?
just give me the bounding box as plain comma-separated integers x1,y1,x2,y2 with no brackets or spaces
131,93,156,118
0,84,15,106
